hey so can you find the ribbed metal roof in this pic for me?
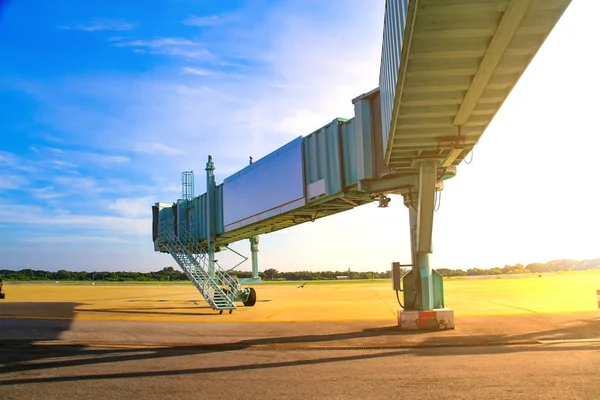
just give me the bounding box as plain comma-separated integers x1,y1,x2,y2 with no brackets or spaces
383,0,572,172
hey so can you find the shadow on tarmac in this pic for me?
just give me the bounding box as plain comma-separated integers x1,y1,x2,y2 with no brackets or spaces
1,316,600,386
0,302,80,341
0,302,81,367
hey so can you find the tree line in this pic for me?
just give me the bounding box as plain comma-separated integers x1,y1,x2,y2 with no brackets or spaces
0,267,391,282
436,258,600,277
0,258,598,282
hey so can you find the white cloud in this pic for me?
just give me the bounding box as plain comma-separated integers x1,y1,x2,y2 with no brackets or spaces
107,197,154,218
0,202,149,236
82,153,130,164
23,236,128,243
59,20,136,32
52,159,78,169
181,67,213,76
113,37,214,60
0,151,38,173
31,1,385,177
0,174,22,190
32,186,66,200
0,151,17,166
118,38,198,48
182,15,221,27
53,176,104,192
42,133,62,143
132,142,185,156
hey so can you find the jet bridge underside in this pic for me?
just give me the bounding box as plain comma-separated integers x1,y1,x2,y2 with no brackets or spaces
216,188,375,246
381,0,572,174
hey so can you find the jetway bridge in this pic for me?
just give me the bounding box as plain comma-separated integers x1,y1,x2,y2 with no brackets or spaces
152,0,572,326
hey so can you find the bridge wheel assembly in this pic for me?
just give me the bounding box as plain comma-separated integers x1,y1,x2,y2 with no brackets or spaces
243,287,256,307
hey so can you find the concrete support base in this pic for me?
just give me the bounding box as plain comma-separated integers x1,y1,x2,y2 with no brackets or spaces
398,308,455,330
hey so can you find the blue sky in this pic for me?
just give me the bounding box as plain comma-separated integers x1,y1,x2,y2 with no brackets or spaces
0,0,598,273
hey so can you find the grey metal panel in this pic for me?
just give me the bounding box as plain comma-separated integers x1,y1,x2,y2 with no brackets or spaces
215,184,224,235
158,205,174,231
223,197,306,233
185,190,221,241
353,89,386,181
379,0,409,161
222,136,305,230
370,91,386,178
191,194,206,241
354,95,375,181
340,119,358,187
176,199,191,240
152,205,159,243
303,119,343,199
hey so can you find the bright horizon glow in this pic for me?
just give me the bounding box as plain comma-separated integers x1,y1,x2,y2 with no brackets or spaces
0,0,598,272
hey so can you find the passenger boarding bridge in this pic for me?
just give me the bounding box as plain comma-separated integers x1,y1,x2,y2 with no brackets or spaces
152,0,572,328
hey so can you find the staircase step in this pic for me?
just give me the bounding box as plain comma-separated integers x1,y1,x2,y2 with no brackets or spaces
160,223,237,311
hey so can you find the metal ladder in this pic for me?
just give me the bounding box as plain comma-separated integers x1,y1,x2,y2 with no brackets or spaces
158,221,238,312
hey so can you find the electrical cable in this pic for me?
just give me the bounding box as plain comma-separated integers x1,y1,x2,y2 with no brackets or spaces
465,148,474,164
395,290,404,308
435,189,442,212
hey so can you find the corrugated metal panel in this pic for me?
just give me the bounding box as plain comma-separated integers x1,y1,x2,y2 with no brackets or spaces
379,0,409,160
353,93,374,181
176,199,190,240
340,119,358,187
170,185,224,241
303,119,343,199
370,90,386,178
158,205,174,232
186,189,223,241
215,184,224,235
353,89,386,181
192,195,206,241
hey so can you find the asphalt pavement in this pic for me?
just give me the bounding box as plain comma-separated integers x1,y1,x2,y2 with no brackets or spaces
1,341,599,399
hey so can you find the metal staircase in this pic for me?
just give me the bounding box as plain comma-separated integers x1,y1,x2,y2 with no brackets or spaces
158,221,238,312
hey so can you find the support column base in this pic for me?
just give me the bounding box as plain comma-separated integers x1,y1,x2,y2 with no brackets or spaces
397,308,454,330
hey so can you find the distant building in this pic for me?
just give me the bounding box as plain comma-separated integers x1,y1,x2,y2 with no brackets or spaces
336,276,348,280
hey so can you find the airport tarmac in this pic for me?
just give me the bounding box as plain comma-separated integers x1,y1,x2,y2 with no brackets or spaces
3,273,600,322
2,277,600,399
1,275,599,348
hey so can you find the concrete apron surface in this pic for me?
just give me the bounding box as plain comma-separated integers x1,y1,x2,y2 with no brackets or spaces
1,312,599,350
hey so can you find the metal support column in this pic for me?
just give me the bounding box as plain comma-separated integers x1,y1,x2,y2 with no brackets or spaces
250,237,259,279
415,159,437,311
248,156,260,280
206,155,216,279
401,159,445,312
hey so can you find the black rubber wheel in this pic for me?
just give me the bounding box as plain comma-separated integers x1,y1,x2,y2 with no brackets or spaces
243,287,256,307
0,293,4,300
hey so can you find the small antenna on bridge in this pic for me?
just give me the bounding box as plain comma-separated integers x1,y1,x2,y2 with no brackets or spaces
182,171,195,201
